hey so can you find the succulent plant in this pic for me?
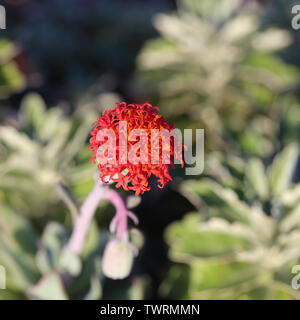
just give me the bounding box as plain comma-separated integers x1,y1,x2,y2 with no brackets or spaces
0,93,96,217
138,0,299,156
163,144,300,299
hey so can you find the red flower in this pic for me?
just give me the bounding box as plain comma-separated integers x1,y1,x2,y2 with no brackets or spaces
89,102,183,196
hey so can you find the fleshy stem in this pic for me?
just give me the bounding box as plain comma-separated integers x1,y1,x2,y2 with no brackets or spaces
66,179,138,256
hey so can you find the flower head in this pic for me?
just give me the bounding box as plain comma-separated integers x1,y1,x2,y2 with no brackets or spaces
89,102,183,196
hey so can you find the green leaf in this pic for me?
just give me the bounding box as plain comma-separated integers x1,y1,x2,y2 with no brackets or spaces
159,264,190,299
43,121,71,164
0,39,16,61
0,205,37,255
0,289,25,300
61,116,93,166
68,253,102,299
182,0,240,20
281,203,300,232
182,180,251,224
0,206,39,290
0,126,37,154
58,248,82,276
83,275,102,300
280,184,300,207
27,272,68,300
246,158,268,200
0,62,25,93
243,52,298,85
268,144,299,196
0,241,40,291
21,93,46,136
251,29,291,52
36,222,68,274
81,221,100,259
38,108,64,142
190,260,258,292
166,214,253,262
238,130,272,156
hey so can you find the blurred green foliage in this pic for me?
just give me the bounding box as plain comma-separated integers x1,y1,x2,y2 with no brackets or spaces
0,0,300,300
138,0,299,156
0,93,95,217
163,144,300,299
0,39,26,98
0,92,149,300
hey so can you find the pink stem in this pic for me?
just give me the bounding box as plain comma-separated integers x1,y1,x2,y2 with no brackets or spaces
103,189,134,240
66,180,105,255
66,180,138,255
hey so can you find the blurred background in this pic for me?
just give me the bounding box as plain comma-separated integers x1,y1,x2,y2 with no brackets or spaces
1,0,300,300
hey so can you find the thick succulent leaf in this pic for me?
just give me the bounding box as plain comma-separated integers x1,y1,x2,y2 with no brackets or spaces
153,14,212,50
237,245,285,269
243,53,298,87
0,153,38,177
190,278,297,300
220,15,258,43
21,94,67,143
0,206,39,290
182,179,251,224
0,61,26,96
205,154,235,187
280,203,300,232
182,0,240,20
0,241,40,291
159,264,190,299
83,275,102,300
0,39,16,60
41,108,66,142
61,115,94,166
36,222,68,274
247,206,275,245
81,221,101,259
189,259,259,293
43,121,72,164
0,289,25,300
268,144,299,196
0,126,38,154
251,29,291,52
27,271,68,300
68,253,102,299
166,214,254,262
279,230,300,253
58,248,82,277
20,93,46,138
280,184,300,207
238,130,273,157
0,205,37,254
246,158,269,200
265,282,300,300
138,37,179,71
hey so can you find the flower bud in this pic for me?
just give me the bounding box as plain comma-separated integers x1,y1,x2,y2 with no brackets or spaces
102,239,134,280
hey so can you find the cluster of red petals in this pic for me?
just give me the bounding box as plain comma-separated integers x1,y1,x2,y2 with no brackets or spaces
89,102,184,196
